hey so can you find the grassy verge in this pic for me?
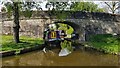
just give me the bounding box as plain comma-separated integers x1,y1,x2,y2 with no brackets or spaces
87,34,120,54
1,35,44,52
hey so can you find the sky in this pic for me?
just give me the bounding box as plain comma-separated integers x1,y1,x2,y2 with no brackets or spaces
0,0,104,12
39,1,104,10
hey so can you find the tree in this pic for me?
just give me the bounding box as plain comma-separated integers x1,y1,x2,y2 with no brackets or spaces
45,2,105,19
2,1,42,43
104,1,120,14
70,2,104,12
45,2,71,19
2,2,21,43
13,2,20,43
46,2,70,11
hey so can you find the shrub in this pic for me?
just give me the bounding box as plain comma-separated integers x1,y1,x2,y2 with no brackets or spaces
61,40,73,52
88,34,119,54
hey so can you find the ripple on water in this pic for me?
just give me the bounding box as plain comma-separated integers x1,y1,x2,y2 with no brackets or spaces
2,49,119,66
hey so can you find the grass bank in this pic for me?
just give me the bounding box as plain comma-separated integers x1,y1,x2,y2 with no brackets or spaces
86,34,120,54
1,35,44,52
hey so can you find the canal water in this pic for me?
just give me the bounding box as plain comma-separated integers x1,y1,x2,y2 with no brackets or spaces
1,48,119,66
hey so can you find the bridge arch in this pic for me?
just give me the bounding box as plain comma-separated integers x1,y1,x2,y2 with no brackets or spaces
53,21,84,41
53,21,80,32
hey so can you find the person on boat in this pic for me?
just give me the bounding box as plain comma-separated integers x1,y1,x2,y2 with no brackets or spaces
60,30,67,41
43,24,50,44
43,28,49,40
43,24,74,56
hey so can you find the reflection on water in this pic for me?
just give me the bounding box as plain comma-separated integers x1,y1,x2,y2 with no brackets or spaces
2,49,119,66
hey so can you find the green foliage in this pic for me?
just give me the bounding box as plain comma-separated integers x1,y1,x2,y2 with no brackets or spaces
61,40,67,49
56,11,68,19
4,2,13,18
49,10,69,19
89,34,113,42
1,35,44,51
46,2,70,19
57,23,74,35
88,34,119,54
46,2,69,10
15,49,21,55
61,40,73,52
3,1,42,18
49,23,74,37
71,2,104,12
21,2,40,18
23,9,33,18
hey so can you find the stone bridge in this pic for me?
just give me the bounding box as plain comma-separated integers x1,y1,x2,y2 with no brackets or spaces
49,11,120,41
1,11,120,41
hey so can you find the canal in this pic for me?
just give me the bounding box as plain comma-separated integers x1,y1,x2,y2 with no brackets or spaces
1,47,119,66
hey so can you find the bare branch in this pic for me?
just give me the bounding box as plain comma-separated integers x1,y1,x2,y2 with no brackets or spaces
104,2,120,14
104,2,113,12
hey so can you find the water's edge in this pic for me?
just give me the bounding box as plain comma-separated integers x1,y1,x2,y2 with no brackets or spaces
1,44,45,57
1,42,119,58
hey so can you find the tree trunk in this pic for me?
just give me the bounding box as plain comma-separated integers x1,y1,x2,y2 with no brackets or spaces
13,2,20,43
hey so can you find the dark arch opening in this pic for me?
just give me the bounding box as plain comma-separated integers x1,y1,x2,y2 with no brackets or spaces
54,21,79,31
